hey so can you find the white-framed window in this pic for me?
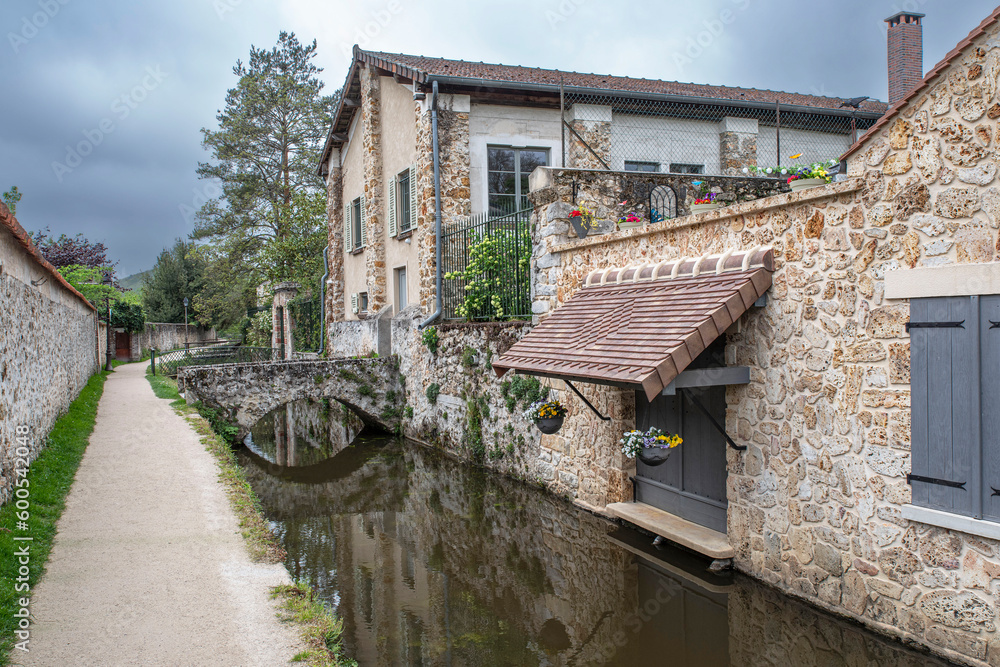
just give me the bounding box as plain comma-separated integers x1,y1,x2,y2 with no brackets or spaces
487,146,548,213
351,292,369,315
388,165,417,237
344,195,366,250
624,161,659,172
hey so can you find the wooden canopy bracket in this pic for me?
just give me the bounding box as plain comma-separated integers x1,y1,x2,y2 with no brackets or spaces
564,380,611,421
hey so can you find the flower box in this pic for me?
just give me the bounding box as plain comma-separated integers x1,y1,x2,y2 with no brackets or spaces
789,178,827,192
691,202,721,214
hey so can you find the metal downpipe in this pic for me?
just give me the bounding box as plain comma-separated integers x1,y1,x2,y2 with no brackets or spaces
419,80,443,329
318,245,329,356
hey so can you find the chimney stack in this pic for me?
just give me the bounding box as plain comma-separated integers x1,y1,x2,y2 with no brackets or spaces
885,12,925,105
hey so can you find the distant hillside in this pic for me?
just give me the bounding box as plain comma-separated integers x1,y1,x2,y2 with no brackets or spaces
119,270,150,294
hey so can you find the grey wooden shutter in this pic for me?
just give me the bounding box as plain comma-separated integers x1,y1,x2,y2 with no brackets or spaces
360,194,367,247
409,164,418,230
982,295,1000,522
388,175,397,237
344,201,352,250
909,296,980,518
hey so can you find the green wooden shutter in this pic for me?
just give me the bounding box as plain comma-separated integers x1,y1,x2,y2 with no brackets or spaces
409,164,418,230
344,201,352,250
360,195,367,247
388,175,397,237
909,296,980,518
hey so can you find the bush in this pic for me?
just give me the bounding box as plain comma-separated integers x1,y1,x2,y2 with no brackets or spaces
421,326,439,354
425,383,440,405
443,226,531,321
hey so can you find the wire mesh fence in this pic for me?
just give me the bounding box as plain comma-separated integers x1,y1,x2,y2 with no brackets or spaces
442,206,533,321
151,345,278,376
561,91,880,176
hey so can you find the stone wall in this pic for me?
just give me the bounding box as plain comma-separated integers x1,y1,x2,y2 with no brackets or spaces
138,322,217,353
0,204,99,506
529,147,1000,662
360,65,388,313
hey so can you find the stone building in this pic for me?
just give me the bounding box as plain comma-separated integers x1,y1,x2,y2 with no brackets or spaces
313,9,1000,665
317,47,885,324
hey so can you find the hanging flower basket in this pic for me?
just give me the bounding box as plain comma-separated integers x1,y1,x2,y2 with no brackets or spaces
525,400,568,435
638,447,673,467
621,427,683,467
536,416,565,434
569,207,597,239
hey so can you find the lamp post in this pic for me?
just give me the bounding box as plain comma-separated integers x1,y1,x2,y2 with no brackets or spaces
102,274,114,371
183,297,190,350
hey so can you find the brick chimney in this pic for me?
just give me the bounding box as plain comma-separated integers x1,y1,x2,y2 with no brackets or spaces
885,11,924,105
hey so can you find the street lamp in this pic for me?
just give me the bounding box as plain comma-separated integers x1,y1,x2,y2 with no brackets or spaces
183,297,190,349
102,274,114,371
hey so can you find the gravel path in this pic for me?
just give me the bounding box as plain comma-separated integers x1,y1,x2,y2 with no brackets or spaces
14,362,304,666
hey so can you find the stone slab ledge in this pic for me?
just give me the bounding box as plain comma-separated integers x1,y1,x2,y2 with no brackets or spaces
549,178,862,254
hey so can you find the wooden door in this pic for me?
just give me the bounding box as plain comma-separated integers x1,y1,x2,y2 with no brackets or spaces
115,331,131,361
635,385,728,532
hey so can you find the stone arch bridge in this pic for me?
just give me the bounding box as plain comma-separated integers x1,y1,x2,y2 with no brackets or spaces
177,358,404,438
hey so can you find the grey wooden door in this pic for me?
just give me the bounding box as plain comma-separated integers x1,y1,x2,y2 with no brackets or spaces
634,386,728,533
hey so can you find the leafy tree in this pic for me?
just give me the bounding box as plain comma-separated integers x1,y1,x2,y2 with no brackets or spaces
3,186,21,215
194,31,337,309
58,265,143,331
29,228,118,277
142,240,206,325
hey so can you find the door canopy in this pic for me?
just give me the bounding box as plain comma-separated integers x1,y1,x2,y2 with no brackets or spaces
492,247,773,401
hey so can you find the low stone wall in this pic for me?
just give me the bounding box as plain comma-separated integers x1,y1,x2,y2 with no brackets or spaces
139,322,217,353
327,311,390,359
0,204,99,506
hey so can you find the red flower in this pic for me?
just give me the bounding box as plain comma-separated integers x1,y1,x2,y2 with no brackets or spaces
570,210,582,217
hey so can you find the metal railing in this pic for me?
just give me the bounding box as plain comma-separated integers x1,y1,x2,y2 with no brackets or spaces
150,345,278,376
288,289,322,353
561,90,881,176
442,207,533,321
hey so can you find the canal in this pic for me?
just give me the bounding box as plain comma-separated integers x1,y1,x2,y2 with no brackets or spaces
238,398,949,666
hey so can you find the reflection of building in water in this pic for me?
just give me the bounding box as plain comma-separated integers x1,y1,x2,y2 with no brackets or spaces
244,441,944,666
245,398,362,468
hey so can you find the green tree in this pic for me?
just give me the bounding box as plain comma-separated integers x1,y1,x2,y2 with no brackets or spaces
3,186,21,215
142,240,206,325
58,265,144,332
194,31,336,319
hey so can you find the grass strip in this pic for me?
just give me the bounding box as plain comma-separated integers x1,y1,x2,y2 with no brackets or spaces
0,371,108,665
272,583,355,667
144,372,352,665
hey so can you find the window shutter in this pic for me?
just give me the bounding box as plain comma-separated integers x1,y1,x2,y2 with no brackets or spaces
351,293,359,314
360,195,367,247
344,201,352,250
388,175,397,237
982,295,1000,522
409,164,418,230
909,296,980,518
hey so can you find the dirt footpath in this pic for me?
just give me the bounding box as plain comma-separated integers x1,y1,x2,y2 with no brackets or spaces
15,362,304,666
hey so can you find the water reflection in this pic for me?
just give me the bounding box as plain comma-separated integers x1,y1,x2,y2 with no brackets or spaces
243,398,362,469
238,402,949,667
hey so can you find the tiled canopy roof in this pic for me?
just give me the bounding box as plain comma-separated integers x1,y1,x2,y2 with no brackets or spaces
358,49,888,114
492,249,774,401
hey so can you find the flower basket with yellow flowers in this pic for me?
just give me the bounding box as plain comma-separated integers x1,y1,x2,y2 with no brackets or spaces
620,427,683,467
524,399,568,434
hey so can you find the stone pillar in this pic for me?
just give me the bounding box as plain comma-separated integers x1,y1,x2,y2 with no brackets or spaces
718,116,758,175
361,65,388,313
272,281,299,360
325,150,345,342
415,93,471,314
566,104,612,169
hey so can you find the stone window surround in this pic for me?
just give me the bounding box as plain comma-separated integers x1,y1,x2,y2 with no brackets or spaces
886,261,1000,541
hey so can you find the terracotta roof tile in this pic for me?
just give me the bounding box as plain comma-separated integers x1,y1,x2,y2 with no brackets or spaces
358,49,888,115
493,251,773,401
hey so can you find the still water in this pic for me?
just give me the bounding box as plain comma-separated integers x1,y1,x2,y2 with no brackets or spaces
239,399,949,667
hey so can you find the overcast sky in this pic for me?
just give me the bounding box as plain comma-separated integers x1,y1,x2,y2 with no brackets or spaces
1,0,995,276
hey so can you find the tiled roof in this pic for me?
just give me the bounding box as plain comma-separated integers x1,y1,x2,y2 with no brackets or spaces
358,49,888,114
492,249,773,401
0,202,96,312
843,6,1000,159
